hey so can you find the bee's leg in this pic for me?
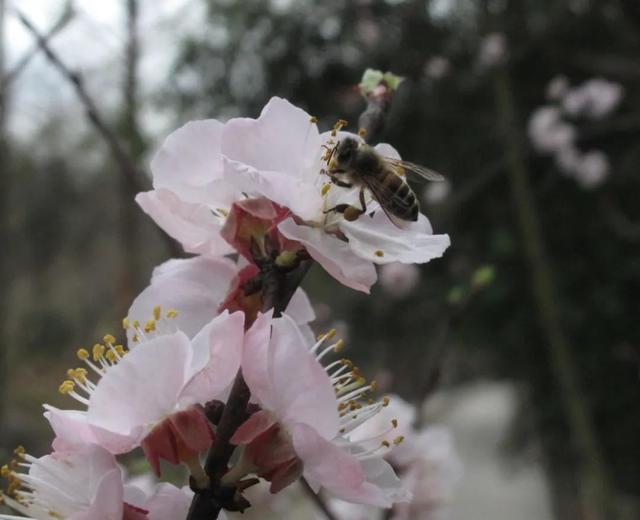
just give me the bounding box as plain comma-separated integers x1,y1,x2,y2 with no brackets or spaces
326,172,353,188
324,189,367,222
358,187,367,213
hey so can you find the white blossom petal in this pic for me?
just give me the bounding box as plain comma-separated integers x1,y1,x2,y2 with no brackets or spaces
340,212,450,264
278,218,377,293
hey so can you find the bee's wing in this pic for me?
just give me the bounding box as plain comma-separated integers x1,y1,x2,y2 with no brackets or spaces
361,175,413,230
385,157,445,182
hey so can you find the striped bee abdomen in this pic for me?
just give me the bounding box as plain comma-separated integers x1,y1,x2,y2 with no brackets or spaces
367,168,420,222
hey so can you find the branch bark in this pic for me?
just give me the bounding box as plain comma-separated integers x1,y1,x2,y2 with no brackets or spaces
493,66,618,519
0,0,9,450
3,2,73,87
14,8,182,258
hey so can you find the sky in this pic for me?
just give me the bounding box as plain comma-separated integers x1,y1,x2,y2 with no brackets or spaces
4,0,205,139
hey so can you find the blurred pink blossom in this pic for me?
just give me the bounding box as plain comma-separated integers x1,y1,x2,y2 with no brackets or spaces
379,263,421,298
527,106,576,154
562,78,623,119
546,76,569,101
423,179,452,205
478,33,507,68
424,56,451,80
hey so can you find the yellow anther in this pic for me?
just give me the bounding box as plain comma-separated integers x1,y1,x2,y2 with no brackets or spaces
92,344,105,361
325,328,337,340
103,334,116,345
370,380,377,391
144,319,156,333
77,348,89,360
333,339,345,352
374,250,384,257
153,305,161,321
341,358,353,367
382,396,390,407
105,350,117,363
1,464,9,477
132,334,139,343
132,320,140,330
310,116,318,124
393,436,405,446
217,208,229,217
115,345,126,356
381,440,391,448
13,446,25,457
122,317,129,329
321,183,331,196
166,309,178,319
358,127,367,137
391,419,398,428
58,380,75,395
74,368,88,383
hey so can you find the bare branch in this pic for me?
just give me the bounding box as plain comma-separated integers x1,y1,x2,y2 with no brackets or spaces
14,8,182,258
3,1,74,86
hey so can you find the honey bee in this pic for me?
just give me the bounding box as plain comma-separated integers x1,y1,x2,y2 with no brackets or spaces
324,137,444,227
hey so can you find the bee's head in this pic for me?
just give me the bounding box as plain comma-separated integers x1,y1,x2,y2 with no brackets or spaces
333,138,359,168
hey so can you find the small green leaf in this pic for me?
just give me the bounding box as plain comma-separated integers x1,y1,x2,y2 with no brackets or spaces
359,69,384,94
471,265,496,289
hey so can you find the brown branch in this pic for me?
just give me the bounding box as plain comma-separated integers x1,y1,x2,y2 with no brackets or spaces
187,260,313,520
3,2,74,87
14,8,182,258
493,66,618,519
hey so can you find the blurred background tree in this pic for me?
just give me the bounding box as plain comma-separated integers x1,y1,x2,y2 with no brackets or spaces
1,1,639,519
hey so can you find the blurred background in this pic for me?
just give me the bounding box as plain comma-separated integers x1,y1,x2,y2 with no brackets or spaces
1,1,639,519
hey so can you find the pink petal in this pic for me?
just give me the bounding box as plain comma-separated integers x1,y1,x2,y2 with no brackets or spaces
268,457,303,494
44,406,137,454
269,315,340,438
231,410,276,445
168,407,214,453
222,158,322,222
291,423,364,491
88,332,192,440
241,311,277,409
179,310,245,405
286,288,315,325
71,467,124,520
145,483,194,520
128,256,238,341
278,218,377,293
136,189,233,257
151,119,225,190
340,212,450,264
221,97,321,179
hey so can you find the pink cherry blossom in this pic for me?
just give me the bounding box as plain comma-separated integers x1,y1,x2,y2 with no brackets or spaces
43,311,247,475
231,313,411,507
127,255,315,342
0,445,136,520
137,97,449,293
379,263,421,299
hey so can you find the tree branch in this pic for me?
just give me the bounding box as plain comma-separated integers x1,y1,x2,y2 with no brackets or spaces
3,2,73,87
14,8,182,258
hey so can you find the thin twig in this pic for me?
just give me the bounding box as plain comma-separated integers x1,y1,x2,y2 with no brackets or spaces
14,8,182,258
3,2,74,86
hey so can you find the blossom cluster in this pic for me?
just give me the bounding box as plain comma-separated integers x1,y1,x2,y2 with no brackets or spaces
1,95,452,519
528,75,623,189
